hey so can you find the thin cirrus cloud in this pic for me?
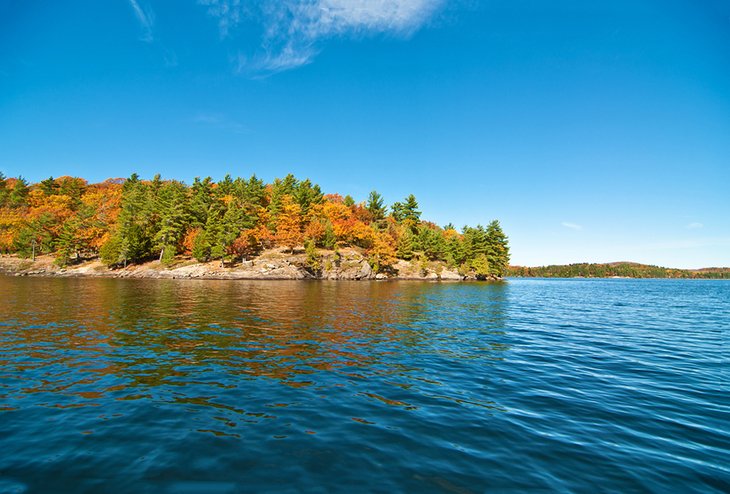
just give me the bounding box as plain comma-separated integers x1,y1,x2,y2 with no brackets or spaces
199,0,444,74
561,222,583,231
686,222,704,229
128,0,155,42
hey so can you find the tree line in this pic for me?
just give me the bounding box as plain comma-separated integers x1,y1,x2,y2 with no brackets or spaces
508,263,730,279
0,172,510,278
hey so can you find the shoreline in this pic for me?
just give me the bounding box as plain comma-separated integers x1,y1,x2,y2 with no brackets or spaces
0,249,501,282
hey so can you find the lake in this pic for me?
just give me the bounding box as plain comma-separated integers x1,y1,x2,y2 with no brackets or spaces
0,277,728,493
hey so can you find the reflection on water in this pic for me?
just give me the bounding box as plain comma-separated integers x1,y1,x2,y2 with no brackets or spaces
2,280,508,416
0,277,727,493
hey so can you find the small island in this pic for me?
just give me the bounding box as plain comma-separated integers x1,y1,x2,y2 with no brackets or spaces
0,173,510,281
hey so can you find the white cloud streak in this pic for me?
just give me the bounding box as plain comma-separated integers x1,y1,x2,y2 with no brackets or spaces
128,0,155,42
561,222,582,231
686,222,704,229
199,0,443,74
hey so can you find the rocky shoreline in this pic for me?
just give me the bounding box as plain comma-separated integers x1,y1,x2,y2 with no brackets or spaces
0,248,500,282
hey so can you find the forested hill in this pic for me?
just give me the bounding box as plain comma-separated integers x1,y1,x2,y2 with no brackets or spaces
0,173,510,278
508,263,730,279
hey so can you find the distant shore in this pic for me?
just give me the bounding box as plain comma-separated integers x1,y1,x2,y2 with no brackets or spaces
508,262,730,279
0,248,500,282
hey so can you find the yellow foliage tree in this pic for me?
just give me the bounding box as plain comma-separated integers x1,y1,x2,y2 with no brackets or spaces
275,195,303,253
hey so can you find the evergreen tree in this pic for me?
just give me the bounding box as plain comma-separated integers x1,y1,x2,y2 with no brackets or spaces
15,212,55,257
471,254,491,280
268,174,298,223
215,173,234,197
392,194,421,232
366,190,387,222
57,177,87,209
485,220,510,277
9,177,29,208
153,181,189,261
191,229,211,262
190,177,214,226
418,225,445,260
39,177,59,196
396,227,415,260
102,174,151,265
321,222,336,250
55,217,82,266
444,234,466,268
205,210,226,260
294,178,323,214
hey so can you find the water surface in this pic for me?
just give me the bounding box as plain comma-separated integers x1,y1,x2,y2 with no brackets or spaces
0,277,728,492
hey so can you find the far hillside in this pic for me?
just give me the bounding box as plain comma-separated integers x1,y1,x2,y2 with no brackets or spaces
508,262,730,279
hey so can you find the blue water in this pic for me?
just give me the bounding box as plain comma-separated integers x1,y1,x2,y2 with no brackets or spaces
0,277,728,493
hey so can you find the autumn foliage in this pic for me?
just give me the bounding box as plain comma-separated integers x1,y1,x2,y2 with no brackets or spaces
0,172,510,276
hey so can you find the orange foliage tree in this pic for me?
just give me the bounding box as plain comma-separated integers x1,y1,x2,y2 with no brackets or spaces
274,195,303,252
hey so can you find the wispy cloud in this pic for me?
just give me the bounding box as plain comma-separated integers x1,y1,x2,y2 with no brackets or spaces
191,113,248,134
686,222,704,229
561,222,582,231
199,0,444,75
128,0,155,42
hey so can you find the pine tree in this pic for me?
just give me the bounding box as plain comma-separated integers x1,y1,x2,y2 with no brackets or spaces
366,190,387,222
190,177,214,226
205,210,226,260
39,177,59,196
102,174,151,265
294,178,323,214
418,224,445,260
486,220,510,277
392,194,421,232
153,181,189,262
471,253,491,280
321,222,336,250
191,228,211,262
9,178,29,208
55,217,82,266
396,227,415,260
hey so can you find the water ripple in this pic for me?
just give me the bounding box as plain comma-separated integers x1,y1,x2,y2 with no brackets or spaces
0,277,728,492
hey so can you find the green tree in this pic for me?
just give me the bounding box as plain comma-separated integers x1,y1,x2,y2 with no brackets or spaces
9,177,29,208
190,177,214,226
396,227,415,260
39,176,59,196
153,181,189,261
485,220,510,277
102,174,151,265
294,178,323,214
392,194,421,230
366,190,387,223
471,254,491,280
191,229,211,262
418,224,445,261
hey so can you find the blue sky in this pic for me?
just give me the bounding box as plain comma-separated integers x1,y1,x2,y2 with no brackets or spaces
1,0,729,268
